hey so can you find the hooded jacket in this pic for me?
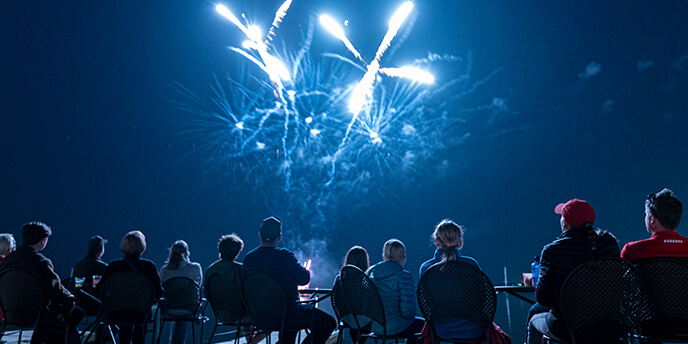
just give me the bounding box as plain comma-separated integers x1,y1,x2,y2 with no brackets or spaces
368,260,416,335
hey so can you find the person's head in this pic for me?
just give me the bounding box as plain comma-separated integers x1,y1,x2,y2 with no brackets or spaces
165,240,190,270
22,222,52,250
0,233,16,256
120,230,146,256
432,219,464,264
259,217,281,245
343,245,369,271
87,235,107,258
646,188,683,232
382,239,406,267
554,199,595,230
218,233,244,261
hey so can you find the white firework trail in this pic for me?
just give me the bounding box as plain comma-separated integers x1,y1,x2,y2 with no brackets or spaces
267,0,294,44
319,15,365,64
319,1,420,193
215,4,291,96
216,2,297,191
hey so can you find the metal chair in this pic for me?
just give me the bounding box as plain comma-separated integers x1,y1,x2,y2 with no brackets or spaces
331,277,369,344
155,277,205,344
62,277,105,343
543,257,642,344
634,259,688,343
100,271,157,344
416,261,496,344
241,271,306,344
0,269,69,344
339,266,409,344
205,273,253,344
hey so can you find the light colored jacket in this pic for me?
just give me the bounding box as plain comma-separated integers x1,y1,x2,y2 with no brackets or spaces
368,261,416,335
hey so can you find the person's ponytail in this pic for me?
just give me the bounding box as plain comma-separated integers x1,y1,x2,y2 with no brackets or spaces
583,223,601,268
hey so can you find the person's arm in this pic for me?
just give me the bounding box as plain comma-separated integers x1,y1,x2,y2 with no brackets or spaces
620,243,632,260
398,270,417,319
285,251,310,286
36,258,74,310
534,246,555,307
193,262,203,286
145,261,164,298
94,263,115,298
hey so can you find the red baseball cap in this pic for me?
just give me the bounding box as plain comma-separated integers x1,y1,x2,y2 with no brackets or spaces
554,199,595,227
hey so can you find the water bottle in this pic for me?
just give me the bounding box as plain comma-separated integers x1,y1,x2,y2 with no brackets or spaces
531,255,540,286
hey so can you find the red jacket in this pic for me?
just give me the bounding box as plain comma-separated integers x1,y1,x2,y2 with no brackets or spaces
621,230,688,261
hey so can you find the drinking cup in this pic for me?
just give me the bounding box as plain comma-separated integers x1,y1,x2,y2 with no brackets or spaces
75,276,85,288
522,273,533,287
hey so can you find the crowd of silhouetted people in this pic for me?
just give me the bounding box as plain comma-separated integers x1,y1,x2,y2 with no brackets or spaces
0,187,685,344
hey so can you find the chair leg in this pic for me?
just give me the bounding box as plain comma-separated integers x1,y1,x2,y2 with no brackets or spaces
199,319,203,344
192,321,196,344
207,323,218,344
156,320,165,344
336,327,343,344
233,325,241,344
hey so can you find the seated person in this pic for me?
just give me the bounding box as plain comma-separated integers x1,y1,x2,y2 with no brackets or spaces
368,239,424,344
621,188,687,262
0,233,16,263
242,217,336,344
0,233,16,321
527,199,621,344
334,246,372,344
159,240,203,344
96,230,163,344
0,222,83,344
205,233,265,344
621,188,688,336
72,235,108,314
419,219,484,339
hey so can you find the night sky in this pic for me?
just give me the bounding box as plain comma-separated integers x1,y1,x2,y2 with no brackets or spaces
2,0,688,338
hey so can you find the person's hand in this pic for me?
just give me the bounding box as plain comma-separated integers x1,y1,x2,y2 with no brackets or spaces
63,296,76,313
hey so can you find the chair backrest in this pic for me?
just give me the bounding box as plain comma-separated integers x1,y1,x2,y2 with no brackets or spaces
634,258,688,324
559,257,642,336
160,277,201,315
331,277,355,326
205,273,246,324
241,271,287,331
417,261,497,331
340,266,387,334
100,271,156,323
0,269,45,327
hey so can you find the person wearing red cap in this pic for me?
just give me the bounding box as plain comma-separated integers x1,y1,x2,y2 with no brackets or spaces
621,188,687,262
526,199,621,344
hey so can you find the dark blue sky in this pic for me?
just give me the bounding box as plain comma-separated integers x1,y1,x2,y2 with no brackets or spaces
2,0,687,318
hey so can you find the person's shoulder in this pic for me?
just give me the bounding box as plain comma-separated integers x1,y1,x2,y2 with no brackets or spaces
624,237,651,247
137,257,159,270
419,259,435,274
190,261,203,272
243,246,261,257
108,258,126,266
139,257,157,265
275,246,295,255
459,255,480,267
206,259,221,270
